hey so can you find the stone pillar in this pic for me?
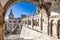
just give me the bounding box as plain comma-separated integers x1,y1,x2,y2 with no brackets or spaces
0,26,4,40
35,19,36,26
0,3,4,40
41,12,43,31
31,18,34,28
39,15,41,31
24,20,25,25
27,18,29,26
25,20,26,25
24,19,25,25
57,20,60,39
49,20,54,36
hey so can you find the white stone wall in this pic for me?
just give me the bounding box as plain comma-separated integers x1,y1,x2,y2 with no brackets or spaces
20,26,60,40
52,20,57,38
42,9,48,34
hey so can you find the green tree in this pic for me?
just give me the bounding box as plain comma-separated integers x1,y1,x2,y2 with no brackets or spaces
4,24,7,35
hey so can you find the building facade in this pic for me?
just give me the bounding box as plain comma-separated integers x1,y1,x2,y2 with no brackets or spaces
0,0,60,40
5,9,21,33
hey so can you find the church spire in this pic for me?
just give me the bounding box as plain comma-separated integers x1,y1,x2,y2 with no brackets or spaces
9,9,14,19
10,9,14,15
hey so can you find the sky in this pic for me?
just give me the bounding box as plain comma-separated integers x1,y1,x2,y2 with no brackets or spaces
5,2,37,20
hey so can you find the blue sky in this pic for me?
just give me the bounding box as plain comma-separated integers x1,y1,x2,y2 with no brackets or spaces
5,2,36,20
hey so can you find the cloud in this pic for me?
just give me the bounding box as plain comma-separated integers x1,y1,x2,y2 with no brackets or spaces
51,12,59,16
5,16,9,21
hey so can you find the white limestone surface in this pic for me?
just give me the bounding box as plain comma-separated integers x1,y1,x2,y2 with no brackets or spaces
20,26,60,40
20,26,48,40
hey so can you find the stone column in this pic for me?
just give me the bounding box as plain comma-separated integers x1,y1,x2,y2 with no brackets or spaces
49,20,54,36
41,11,43,31
24,20,25,25
0,26,4,40
57,20,60,39
39,15,41,31
27,17,29,26
0,3,4,40
25,20,26,25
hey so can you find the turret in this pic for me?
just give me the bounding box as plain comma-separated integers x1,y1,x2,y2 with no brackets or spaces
9,9,14,19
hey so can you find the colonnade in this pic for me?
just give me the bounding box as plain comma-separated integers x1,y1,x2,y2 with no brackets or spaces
21,14,60,39
48,19,60,39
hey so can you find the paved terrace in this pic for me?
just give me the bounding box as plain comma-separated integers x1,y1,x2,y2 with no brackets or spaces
4,25,60,40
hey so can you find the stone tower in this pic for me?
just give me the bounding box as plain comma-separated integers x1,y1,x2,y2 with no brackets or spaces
9,9,14,19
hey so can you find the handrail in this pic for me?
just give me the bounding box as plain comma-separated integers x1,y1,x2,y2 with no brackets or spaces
12,25,17,32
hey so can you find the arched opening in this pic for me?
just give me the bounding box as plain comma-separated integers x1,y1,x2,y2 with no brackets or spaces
57,20,60,39
4,2,37,40
0,0,53,40
50,20,54,36
3,0,39,17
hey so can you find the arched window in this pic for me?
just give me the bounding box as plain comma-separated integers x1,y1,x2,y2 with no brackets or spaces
28,20,31,25
48,20,54,36
50,20,54,36
57,20,60,39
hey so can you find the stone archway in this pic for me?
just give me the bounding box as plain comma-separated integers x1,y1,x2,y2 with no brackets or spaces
3,0,39,29
3,0,39,17
49,20,54,36
0,0,39,40
0,3,4,40
57,20,60,39
0,0,52,40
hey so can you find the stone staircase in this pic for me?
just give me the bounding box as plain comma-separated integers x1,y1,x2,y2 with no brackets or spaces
12,25,22,34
